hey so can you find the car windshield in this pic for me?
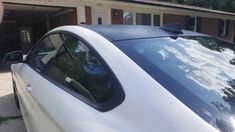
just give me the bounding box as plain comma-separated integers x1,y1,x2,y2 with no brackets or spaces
115,36,235,132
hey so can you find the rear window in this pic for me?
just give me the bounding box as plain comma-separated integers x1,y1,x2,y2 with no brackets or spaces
115,36,235,132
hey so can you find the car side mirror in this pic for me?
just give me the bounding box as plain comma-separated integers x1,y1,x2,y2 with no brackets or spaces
3,51,23,63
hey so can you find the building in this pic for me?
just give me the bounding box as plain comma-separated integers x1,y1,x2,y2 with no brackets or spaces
1,0,235,60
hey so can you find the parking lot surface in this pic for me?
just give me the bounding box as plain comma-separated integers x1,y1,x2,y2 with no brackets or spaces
0,64,27,132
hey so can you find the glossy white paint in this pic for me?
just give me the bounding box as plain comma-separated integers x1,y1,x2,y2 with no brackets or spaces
12,63,42,131
11,26,219,132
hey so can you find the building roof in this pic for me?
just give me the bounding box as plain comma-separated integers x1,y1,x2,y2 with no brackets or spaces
83,25,207,42
117,0,235,17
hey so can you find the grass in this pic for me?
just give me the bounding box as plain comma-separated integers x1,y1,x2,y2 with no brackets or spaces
0,115,22,124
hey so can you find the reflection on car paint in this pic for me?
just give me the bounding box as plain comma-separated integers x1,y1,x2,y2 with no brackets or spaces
116,36,235,132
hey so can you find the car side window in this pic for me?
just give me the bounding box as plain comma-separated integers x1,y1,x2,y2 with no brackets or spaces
28,34,67,73
47,35,116,103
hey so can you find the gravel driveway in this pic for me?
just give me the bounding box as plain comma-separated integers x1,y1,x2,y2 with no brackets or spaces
0,64,27,132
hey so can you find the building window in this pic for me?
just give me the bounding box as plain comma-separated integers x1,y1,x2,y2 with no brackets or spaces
185,16,196,31
185,16,201,32
196,17,201,32
123,11,133,25
219,19,229,37
136,13,151,25
20,29,32,43
153,14,160,26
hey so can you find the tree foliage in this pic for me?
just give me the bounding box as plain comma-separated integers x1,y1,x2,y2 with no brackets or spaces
157,0,235,13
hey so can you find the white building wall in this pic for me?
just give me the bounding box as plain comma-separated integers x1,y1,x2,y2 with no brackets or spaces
2,0,235,24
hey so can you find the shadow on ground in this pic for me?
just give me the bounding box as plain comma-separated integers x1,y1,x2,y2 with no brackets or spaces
0,94,27,132
0,94,21,117
0,67,27,132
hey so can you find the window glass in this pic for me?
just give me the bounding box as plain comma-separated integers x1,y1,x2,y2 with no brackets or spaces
20,29,32,43
186,16,201,32
123,11,133,25
153,14,160,26
48,36,115,103
136,13,151,25
115,36,235,132
196,17,201,32
28,34,67,73
186,16,196,31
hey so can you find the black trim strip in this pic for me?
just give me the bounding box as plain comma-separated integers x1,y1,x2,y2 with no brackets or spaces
25,31,125,112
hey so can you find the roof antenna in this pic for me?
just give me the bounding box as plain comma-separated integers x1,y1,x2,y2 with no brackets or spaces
160,22,183,34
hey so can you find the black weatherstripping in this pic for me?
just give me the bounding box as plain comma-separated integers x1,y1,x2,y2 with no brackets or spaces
25,31,125,112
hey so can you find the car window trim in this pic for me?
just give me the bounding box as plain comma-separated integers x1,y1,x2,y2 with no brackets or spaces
46,31,125,112
26,31,125,112
25,33,65,64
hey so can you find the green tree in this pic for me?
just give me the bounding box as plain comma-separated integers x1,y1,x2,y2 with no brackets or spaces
221,0,235,12
157,0,235,13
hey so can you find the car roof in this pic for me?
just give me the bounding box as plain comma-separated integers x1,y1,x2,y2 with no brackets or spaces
82,25,209,42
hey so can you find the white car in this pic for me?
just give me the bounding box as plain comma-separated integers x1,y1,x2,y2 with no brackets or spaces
4,24,235,132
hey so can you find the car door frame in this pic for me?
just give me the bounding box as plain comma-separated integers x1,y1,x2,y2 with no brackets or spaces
17,33,67,132
22,30,125,131
25,30,125,112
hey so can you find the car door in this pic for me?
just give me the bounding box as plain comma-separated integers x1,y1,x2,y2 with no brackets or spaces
23,33,66,131
12,62,41,131
30,33,123,132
